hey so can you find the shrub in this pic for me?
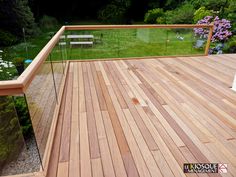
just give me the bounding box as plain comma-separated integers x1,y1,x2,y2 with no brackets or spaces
144,8,165,24
39,15,59,30
0,30,18,46
14,96,33,138
223,35,236,53
0,96,25,168
203,0,228,12
194,7,213,23
194,16,232,42
98,4,126,24
165,10,175,24
224,0,236,29
156,17,165,24
227,41,236,53
165,3,195,24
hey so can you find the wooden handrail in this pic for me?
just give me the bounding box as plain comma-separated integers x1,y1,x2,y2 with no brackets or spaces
65,24,213,30
0,24,213,96
0,26,65,96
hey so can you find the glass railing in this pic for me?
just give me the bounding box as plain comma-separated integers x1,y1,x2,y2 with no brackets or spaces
0,95,41,175
24,38,65,166
60,25,212,60
0,28,65,176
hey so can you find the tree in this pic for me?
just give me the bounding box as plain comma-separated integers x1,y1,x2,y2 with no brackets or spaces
224,0,236,29
98,0,131,24
165,2,195,24
144,8,165,24
194,7,213,23
0,0,37,38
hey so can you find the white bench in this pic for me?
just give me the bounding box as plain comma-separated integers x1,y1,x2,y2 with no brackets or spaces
67,35,94,40
68,35,94,47
59,42,67,46
70,41,93,47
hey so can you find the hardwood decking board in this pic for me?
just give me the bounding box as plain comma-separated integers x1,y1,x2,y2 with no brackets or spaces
107,61,186,175
47,55,236,177
123,109,163,177
139,61,236,140
152,60,236,131
101,62,128,109
164,59,236,118
91,158,104,177
69,62,80,177
82,62,100,159
59,64,73,162
96,70,140,177
80,112,92,177
104,61,159,151
102,111,128,177
88,63,116,177
90,62,108,111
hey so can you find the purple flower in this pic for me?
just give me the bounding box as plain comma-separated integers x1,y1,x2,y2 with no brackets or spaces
194,16,232,42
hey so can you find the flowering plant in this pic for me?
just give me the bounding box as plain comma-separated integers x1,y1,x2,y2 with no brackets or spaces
0,50,15,80
194,16,232,42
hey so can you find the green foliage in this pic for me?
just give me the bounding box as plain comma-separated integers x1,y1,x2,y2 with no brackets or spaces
194,7,213,23
98,4,126,24
39,15,59,30
13,57,25,66
190,0,227,10
144,8,165,24
224,0,236,29
202,0,228,11
147,0,161,9
165,3,195,24
223,36,236,53
156,17,165,24
164,10,175,24
0,0,38,38
14,97,33,138
0,30,18,47
164,0,186,10
0,96,25,169
98,0,131,24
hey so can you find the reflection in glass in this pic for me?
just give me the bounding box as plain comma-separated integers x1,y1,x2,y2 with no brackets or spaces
0,95,41,176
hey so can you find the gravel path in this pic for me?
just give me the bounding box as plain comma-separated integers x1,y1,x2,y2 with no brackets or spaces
1,137,41,176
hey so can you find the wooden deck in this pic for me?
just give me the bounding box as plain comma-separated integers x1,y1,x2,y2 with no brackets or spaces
48,54,236,177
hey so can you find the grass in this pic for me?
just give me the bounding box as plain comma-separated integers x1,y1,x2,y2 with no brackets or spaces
1,27,205,74
4,27,205,62
51,28,204,61
0,28,60,80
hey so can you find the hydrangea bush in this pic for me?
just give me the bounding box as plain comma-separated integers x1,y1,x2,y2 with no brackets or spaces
194,16,232,42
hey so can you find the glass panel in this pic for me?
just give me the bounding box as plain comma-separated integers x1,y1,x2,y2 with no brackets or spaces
25,59,57,165
166,28,205,56
50,39,65,97
0,95,41,175
63,27,208,60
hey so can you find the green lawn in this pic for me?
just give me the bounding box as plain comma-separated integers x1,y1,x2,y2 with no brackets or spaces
50,28,204,61
4,27,205,62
